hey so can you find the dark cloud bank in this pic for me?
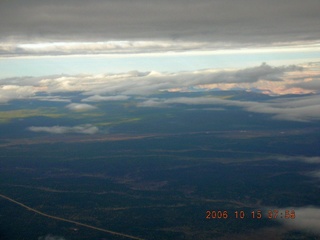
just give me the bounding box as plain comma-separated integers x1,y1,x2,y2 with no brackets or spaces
1,0,319,45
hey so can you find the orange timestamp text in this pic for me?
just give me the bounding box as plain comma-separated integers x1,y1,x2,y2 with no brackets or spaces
205,209,295,219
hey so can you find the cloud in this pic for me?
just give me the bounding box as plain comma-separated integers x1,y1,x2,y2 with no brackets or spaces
277,206,320,235
0,40,221,56
0,84,36,103
290,78,320,91
1,63,319,121
65,103,96,111
275,156,320,164
244,94,320,121
38,235,67,240
81,95,129,102
286,63,320,92
309,171,320,178
0,63,311,102
213,63,303,83
28,124,98,134
138,94,320,122
33,96,71,102
79,63,304,96
1,0,319,48
273,156,320,183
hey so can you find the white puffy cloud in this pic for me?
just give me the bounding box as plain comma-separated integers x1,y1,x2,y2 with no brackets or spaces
81,95,129,102
277,206,320,235
0,84,36,103
65,103,96,111
28,124,98,134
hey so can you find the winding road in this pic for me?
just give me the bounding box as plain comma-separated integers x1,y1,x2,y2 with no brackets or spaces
0,193,145,240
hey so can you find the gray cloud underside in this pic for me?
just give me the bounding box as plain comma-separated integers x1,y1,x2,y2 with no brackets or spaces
277,206,320,235
28,124,98,134
1,0,319,46
214,63,303,83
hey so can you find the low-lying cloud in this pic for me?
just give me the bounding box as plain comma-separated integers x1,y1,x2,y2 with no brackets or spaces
277,206,320,235
0,63,312,103
275,156,320,164
81,95,129,102
38,235,67,240
1,63,320,122
65,103,96,111
0,84,36,103
243,95,320,122
138,94,320,122
309,171,320,179
28,124,98,134
290,78,320,91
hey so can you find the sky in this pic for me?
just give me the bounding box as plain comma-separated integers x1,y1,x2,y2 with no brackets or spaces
0,0,320,119
0,0,319,96
1,0,320,236
1,0,320,70
0,0,320,111
0,0,319,86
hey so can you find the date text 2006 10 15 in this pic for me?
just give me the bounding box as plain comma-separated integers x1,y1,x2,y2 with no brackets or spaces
205,210,295,219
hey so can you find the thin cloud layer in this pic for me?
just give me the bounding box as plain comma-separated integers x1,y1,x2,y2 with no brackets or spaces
0,40,220,56
309,171,320,178
275,156,320,164
28,124,98,134
1,40,319,57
